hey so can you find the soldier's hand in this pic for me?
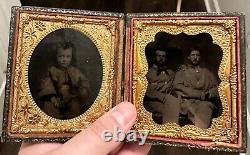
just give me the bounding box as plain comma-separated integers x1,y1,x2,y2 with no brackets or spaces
175,91,187,99
181,94,187,98
207,89,218,100
200,91,210,101
200,92,206,101
205,92,210,100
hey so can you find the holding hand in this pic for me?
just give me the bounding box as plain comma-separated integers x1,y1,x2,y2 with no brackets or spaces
200,91,212,101
19,102,151,155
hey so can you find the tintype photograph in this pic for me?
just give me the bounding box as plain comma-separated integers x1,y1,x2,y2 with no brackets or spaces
28,28,102,120
143,32,222,129
2,6,124,142
127,13,246,152
2,6,247,152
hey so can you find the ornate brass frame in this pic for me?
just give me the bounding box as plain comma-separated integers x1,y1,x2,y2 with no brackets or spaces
2,7,246,152
2,7,124,142
125,13,246,152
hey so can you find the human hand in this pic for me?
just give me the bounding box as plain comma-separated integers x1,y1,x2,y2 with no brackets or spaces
176,91,187,99
180,93,187,98
18,102,151,155
201,91,210,101
200,92,206,101
51,96,62,108
207,89,219,100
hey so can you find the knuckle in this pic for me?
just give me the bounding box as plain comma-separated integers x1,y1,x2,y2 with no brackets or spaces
88,120,111,140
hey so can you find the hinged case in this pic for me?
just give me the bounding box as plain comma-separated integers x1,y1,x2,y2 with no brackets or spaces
2,6,247,152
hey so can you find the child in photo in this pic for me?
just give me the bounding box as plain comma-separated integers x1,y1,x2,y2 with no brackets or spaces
39,41,90,119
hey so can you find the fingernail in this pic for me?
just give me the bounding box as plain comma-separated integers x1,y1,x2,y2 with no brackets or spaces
110,102,135,127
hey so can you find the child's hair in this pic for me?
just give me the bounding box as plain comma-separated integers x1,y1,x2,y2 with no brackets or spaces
56,41,76,53
54,41,77,66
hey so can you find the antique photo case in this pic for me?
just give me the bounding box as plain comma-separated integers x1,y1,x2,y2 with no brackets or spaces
2,6,247,152
2,6,124,141
125,13,246,152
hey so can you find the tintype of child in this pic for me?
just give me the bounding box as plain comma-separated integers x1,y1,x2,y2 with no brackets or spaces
38,41,90,119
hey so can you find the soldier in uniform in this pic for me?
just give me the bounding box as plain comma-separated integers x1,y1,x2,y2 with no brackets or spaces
173,48,220,129
143,49,181,124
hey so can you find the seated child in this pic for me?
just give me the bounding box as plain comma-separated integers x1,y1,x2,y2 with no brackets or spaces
38,41,90,119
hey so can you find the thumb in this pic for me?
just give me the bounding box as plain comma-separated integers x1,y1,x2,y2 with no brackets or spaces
50,102,137,155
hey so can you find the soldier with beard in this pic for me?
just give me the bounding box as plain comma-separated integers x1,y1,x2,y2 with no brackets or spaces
174,48,220,129
143,49,181,124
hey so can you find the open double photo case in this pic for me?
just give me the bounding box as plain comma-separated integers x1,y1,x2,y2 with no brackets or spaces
2,6,247,152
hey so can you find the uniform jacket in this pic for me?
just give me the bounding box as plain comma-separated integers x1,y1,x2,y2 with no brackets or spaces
173,64,219,101
146,64,175,101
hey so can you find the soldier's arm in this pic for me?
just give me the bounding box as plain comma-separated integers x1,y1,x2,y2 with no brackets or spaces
145,68,166,102
174,84,204,99
174,71,203,99
145,85,165,102
207,70,220,100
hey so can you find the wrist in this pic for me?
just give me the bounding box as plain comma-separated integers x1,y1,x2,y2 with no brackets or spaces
200,92,205,100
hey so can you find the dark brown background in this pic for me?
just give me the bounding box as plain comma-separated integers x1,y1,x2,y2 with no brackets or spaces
28,28,102,115
0,0,238,154
21,0,206,12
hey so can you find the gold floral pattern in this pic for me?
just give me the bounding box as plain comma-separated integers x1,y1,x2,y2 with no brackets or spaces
7,9,123,138
19,104,33,116
28,114,41,125
34,21,46,31
130,16,242,150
